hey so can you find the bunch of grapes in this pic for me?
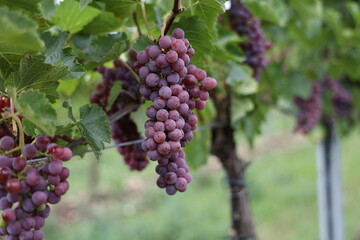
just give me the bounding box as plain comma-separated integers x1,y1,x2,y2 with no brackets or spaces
135,28,217,195
294,82,322,134
0,135,72,240
323,77,352,117
294,77,352,133
228,0,271,80
91,54,148,171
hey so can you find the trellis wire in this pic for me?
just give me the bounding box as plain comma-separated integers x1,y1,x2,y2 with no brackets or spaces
26,121,225,164
27,139,143,163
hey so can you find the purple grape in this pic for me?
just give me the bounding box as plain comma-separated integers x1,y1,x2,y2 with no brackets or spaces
0,136,15,151
22,144,38,159
175,177,187,192
32,191,47,206
6,221,21,235
158,36,172,49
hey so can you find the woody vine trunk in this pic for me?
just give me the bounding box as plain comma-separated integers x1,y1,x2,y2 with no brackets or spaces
211,92,257,240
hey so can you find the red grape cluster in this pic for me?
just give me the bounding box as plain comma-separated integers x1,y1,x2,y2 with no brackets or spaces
91,54,148,171
294,83,322,133
135,28,217,195
294,77,352,133
229,0,271,80
323,77,352,117
0,136,72,240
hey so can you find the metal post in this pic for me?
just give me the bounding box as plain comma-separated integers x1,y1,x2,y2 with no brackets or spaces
316,120,344,240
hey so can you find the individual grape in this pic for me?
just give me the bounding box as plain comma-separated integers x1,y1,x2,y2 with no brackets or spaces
6,193,21,203
153,97,166,110
156,176,167,188
22,217,36,230
35,136,50,150
149,46,162,59
32,191,47,206
12,157,26,172
158,36,172,49
47,160,62,176
195,100,206,110
6,221,21,235
6,178,21,194
164,172,177,184
0,156,11,168
201,77,217,90
19,230,33,240
175,177,187,192
148,60,160,72
0,136,15,151
154,122,165,132
166,96,180,109
154,131,166,144
136,51,149,65
168,110,180,120
167,73,180,84
180,54,190,66
0,167,12,183
145,106,157,120
0,197,11,210
157,142,171,155
171,59,185,72
156,109,169,122
187,48,195,58
2,208,16,222
22,198,35,213
165,185,177,195
22,145,38,159
166,50,178,63
33,230,44,240
146,74,160,88
168,129,183,141
34,216,45,229
155,54,169,68
60,147,72,161
159,86,172,99
172,28,185,39
165,119,176,132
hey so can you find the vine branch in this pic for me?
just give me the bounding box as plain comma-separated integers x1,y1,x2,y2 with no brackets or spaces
162,0,184,36
133,11,142,37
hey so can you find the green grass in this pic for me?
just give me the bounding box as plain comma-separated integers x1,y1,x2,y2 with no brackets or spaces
39,114,360,240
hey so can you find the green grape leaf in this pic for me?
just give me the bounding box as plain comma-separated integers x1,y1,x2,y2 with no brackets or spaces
0,7,44,51
13,91,57,136
81,11,121,35
74,33,129,69
55,123,75,136
51,0,101,34
242,0,288,26
80,0,93,8
40,0,56,19
171,17,214,66
22,119,39,137
0,0,42,12
0,43,28,79
227,64,258,95
65,103,111,159
101,0,138,19
6,55,68,102
42,32,86,80
184,129,210,169
231,97,255,127
132,36,154,52
184,0,225,31
107,81,122,111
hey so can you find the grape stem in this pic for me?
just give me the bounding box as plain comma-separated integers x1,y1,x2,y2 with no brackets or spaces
5,113,25,148
109,103,139,123
4,146,21,155
133,11,143,37
120,59,141,83
162,0,184,36
140,1,154,40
